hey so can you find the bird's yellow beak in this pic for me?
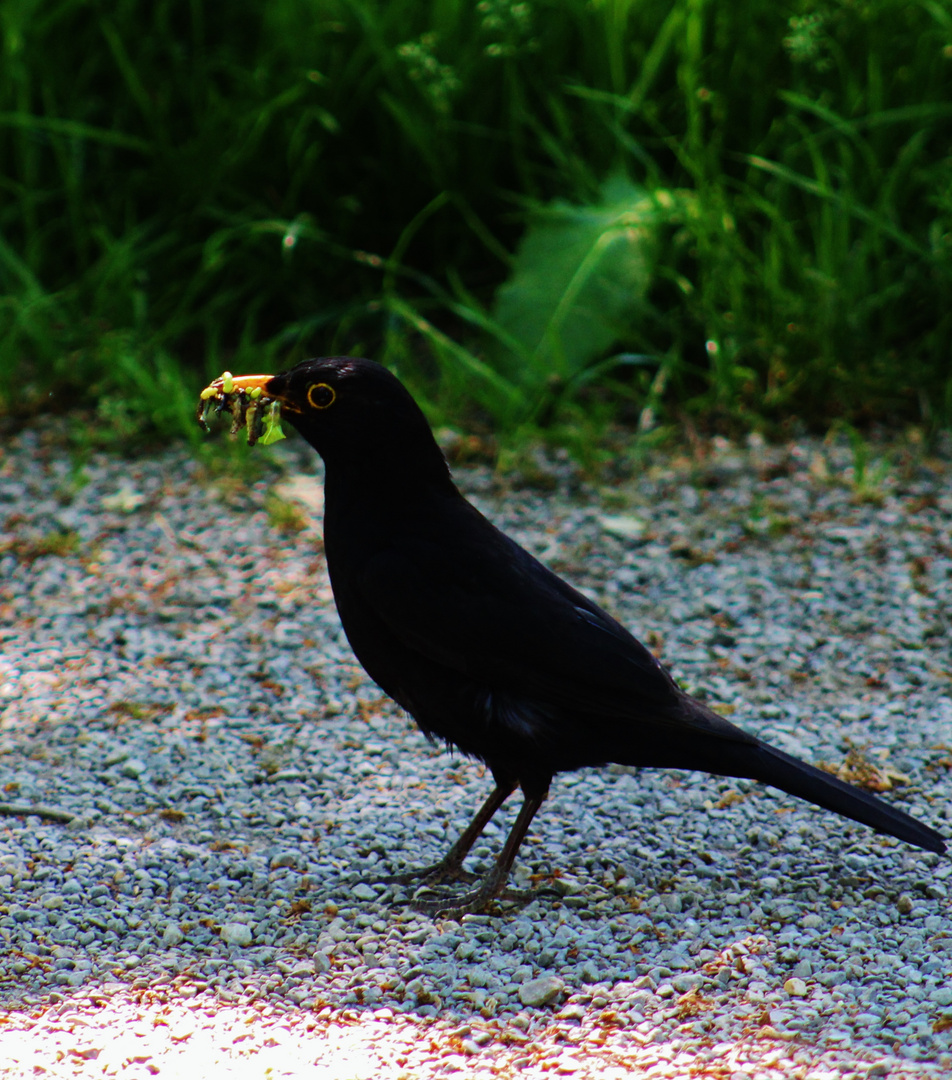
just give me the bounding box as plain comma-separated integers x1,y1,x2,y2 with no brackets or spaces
197,371,287,445
199,372,276,401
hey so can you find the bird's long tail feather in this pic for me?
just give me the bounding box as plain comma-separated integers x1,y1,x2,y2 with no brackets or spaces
748,742,945,854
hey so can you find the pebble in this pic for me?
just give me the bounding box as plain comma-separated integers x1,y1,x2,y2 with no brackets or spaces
518,975,565,1008
161,924,185,947
270,851,299,870
220,923,254,947
0,423,950,1075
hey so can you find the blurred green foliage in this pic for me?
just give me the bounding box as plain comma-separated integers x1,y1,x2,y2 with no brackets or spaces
1,0,950,446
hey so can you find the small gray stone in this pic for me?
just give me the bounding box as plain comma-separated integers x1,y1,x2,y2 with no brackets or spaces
161,924,184,947
558,1003,587,1021
579,960,600,983
518,975,564,1008
270,850,299,869
551,875,585,897
221,922,253,946
599,514,647,541
351,882,377,902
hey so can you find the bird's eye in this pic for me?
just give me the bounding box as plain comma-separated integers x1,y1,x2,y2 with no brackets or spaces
307,382,336,410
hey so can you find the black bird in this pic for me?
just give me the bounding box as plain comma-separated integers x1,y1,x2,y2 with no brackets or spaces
205,357,945,913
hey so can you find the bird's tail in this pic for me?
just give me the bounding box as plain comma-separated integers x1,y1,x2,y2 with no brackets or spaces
745,741,945,854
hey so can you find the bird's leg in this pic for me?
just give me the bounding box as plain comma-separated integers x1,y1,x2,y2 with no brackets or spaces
377,781,516,888
412,790,548,917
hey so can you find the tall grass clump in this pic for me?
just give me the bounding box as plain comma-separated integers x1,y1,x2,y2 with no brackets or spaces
1,0,950,442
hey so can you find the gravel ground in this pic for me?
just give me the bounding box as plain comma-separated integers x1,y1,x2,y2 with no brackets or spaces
0,419,951,1078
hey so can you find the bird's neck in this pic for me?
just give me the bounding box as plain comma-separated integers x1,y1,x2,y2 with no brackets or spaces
322,442,454,497
322,452,459,537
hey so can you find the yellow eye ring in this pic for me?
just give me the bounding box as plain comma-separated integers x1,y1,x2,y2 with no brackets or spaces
307,382,336,410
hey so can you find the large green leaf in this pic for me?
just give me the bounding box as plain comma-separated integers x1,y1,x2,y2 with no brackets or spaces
492,176,669,383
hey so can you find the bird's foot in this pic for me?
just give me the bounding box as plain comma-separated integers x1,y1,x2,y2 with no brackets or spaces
407,882,555,919
375,860,479,889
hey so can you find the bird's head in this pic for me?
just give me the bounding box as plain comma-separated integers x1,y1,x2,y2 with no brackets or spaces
206,357,451,485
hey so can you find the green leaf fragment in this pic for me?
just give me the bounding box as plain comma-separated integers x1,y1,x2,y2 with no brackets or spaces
259,402,285,445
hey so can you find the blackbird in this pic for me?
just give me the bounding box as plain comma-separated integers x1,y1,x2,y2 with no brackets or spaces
209,357,945,914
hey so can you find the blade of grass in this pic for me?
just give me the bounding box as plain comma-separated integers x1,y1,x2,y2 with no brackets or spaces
742,155,928,257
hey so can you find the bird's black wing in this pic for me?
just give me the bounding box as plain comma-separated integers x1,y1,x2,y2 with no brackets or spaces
355,504,743,744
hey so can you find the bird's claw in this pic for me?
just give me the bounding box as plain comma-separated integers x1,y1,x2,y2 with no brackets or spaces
375,861,479,888
406,884,548,919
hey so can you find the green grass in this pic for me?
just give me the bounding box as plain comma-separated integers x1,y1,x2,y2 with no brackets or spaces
1,0,950,450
